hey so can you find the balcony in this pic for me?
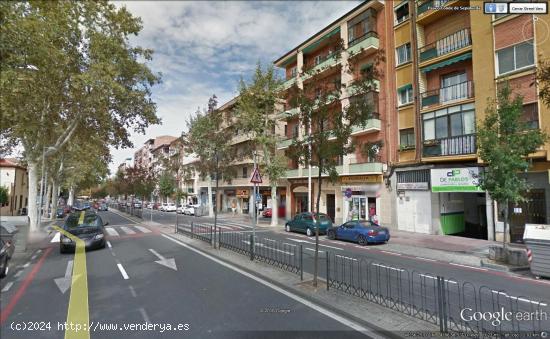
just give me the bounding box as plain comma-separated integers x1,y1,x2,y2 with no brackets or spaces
419,28,471,63
416,0,467,24
346,80,380,96
349,162,383,174
277,138,293,150
285,168,301,178
346,31,379,58
277,107,299,119
230,133,252,145
422,134,476,157
281,77,296,91
421,81,474,109
351,115,381,136
417,0,450,15
302,51,341,82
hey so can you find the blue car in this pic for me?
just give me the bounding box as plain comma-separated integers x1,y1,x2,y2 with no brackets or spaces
327,220,390,245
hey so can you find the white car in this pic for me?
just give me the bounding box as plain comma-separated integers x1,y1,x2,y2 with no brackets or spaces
165,203,177,212
159,203,168,211
176,205,185,214
146,203,154,209
183,204,200,216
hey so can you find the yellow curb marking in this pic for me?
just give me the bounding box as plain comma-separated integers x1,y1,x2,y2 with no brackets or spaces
53,225,89,339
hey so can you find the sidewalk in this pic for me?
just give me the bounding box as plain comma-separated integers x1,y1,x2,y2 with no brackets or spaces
0,216,54,255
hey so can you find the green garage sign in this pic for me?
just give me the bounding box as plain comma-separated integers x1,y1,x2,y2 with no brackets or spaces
430,167,482,192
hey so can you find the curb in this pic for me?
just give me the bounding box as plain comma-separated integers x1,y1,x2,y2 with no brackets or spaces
480,259,530,272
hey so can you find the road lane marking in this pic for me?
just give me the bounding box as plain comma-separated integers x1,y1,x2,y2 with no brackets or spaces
23,262,30,268
105,227,119,236
14,270,23,278
51,232,61,243
449,262,487,271
161,234,383,338
372,263,404,272
490,290,547,306
138,308,150,323
0,247,53,325
106,241,112,249
128,285,137,298
242,241,294,256
286,238,343,251
134,226,152,233
117,263,129,280
416,257,437,262
52,225,89,339
379,250,401,256
418,273,457,284
120,227,136,235
335,254,358,261
1,282,14,292
305,248,326,254
31,254,38,260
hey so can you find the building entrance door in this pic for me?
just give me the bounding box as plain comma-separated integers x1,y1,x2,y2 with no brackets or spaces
326,194,335,222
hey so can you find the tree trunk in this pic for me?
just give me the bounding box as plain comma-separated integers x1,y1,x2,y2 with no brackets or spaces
45,183,52,219
313,161,323,288
270,184,278,226
68,186,75,206
207,176,214,217
503,200,509,252
50,178,58,221
27,160,39,232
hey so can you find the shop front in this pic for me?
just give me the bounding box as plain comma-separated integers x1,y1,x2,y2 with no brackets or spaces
341,175,382,224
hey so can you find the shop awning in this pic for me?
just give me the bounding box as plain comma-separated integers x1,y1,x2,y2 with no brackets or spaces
421,52,472,73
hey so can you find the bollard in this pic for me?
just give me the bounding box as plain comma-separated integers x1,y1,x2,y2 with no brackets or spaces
300,245,303,281
191,221,194,239
326,252,330,291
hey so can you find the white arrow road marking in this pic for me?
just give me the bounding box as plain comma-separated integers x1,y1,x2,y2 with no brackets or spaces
105,227,119,236
54,260,75,294
134,226,151,233
117,263,129,280
121,226,136,235
50,232,60,243
242,241,294,256
286,238,344,251
1,282,14,292
148,249,177,271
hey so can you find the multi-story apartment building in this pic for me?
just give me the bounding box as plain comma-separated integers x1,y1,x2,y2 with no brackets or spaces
274,0,549,242
274,0,394,225
196,97,284,215
133,135,177,174
390,0,549,242
0,158,29,216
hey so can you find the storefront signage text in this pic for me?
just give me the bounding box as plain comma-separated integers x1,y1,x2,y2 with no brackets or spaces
430,168,482,192
236,189,249,198
340,175,382,184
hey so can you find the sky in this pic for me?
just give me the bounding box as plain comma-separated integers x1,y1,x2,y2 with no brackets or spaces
109,0,362,174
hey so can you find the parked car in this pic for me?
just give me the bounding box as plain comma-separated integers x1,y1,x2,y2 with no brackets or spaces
0,225,16,278
159,203,168,211
60,211,108,253
284,212,332,237
176,205,184,214
146,202,154,209
153,203,160,210
262,208,272,217
327,220,390,245
165,203,177,212
134,201,142,209
182,204,200,216
56,208,66,219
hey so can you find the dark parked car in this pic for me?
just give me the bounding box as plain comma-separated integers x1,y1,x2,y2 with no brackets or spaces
0,225,16,278
56,208,66,219
60,211,108,253
327,220,390,245
284,212,332,237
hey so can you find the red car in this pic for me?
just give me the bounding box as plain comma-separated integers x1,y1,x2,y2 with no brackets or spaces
262,207,286,218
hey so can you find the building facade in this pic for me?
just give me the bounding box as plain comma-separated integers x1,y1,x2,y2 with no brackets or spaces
0,158,29,216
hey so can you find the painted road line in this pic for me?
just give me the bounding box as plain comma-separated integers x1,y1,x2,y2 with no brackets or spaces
51,232,61,243
128,285,137,298
105,227,119,237
138,308,151,323
283,242,297,247
335,254,358,261
491,290,547,306
353,245,372,250
305,248,326,254
23,262,30,268
286,238,344,251
52,225,89,339
418,273,457,284
134,226,152,233
372,263,404,272
379,250,402,256
242,241,294,256
416,257,437,262
106,241,112,249
31,254,38,260
1,282,14,293
117,263,129,280
449,262,487,271
14,270,23,278
0,247,53,325
120,227,136,235
162,234,384,338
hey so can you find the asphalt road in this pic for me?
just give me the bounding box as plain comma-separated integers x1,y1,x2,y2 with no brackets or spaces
0,210,374,339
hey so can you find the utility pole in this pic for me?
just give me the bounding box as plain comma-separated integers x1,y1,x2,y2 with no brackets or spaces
307,117,312,212
252,150,257,249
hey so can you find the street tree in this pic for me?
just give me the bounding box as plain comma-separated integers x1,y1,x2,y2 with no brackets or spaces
286,43,383,287
0,1,161,231
0,186,8,206
477,83,547,250
536,58,550,107
184,95,234,233
236,63,287,226
158,173,176,203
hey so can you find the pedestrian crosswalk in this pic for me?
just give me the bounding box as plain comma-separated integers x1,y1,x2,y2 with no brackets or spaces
50,225,154,242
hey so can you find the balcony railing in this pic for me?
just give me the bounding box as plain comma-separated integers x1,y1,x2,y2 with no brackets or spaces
422,134,476,157
302,50,341,80
417,0,451,15
421,81,474,108
419,28,471,62
277,138,293,149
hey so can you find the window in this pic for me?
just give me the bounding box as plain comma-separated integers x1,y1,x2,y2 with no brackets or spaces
314,55,322,66
292,124,299,138
398,84,413,106
422,103,475,141
242,167,248,179
290,66,297,78
496,41,534,75
284,125,288,137
394,2,409,25
396,43,411,65
521,103,539,129
399,129,415,149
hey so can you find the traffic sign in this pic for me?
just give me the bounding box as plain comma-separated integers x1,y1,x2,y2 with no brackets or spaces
250,167,262,184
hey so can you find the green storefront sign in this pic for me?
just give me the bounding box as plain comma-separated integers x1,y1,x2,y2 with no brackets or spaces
430,168,482,192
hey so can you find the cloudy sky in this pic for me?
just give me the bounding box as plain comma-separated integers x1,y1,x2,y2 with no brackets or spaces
110,0,361,174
